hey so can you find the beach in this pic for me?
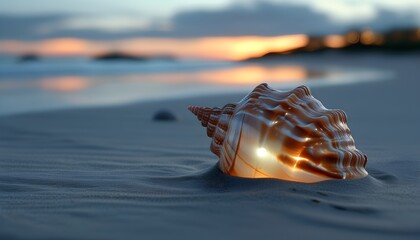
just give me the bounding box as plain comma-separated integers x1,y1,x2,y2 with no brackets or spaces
1,54,420,239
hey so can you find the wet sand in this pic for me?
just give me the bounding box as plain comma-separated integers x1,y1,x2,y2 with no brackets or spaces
0,55,420,239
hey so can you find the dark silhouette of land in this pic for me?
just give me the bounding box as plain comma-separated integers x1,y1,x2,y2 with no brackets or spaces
18,53,41,62
246,28,420,61
93,52,176,61
93,52,149,61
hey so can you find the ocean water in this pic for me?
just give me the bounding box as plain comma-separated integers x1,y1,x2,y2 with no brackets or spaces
0,56,387,115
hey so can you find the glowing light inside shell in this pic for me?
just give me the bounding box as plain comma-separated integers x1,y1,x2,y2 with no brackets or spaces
256,147,268,158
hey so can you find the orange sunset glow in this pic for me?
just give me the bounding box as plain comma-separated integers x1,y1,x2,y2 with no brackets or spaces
115,65,310,85
324,35,347,48
39,76,90,92
0,35,309,60
191,65,308,84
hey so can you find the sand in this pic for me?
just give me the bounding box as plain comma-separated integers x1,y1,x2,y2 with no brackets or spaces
0,54,420,239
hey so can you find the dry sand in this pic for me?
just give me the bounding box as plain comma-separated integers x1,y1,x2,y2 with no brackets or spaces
0,55,419,239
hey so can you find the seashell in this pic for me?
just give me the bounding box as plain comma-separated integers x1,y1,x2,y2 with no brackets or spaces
189,83,367,183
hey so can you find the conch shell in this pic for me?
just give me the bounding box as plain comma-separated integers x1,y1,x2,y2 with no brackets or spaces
189,83,367,183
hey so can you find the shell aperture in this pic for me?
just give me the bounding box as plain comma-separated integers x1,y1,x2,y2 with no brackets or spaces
189,83,368,183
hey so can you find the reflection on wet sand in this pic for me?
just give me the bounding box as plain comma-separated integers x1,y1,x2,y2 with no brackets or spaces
0,64,313,93
0,76,91,92
196,65,308,84
121,65,314,85
39,76,90,92
0,61,386,115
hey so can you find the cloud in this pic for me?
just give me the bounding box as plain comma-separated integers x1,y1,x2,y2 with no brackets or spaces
354,8,420,30
170,2,338,37
0,1,419,40
0,15,67,39
0,14,175,40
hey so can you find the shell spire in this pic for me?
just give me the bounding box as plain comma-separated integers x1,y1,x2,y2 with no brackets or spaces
189,104,237,157
188,106,222,137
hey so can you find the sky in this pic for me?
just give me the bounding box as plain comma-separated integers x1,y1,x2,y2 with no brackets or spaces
0,0,419,40
0,0,419,59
